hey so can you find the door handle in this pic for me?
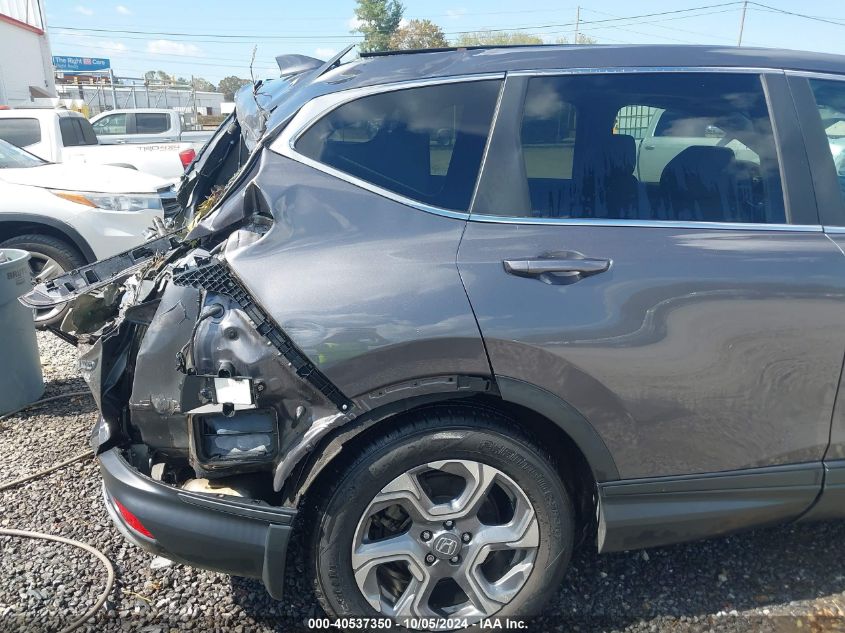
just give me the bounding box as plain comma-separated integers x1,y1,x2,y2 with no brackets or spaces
503,257,611,284
643,144,655,150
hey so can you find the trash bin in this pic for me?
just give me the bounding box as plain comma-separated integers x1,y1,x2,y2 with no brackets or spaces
0,249,44,415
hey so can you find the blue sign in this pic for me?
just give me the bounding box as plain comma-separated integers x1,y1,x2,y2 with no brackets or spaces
52,56,111,73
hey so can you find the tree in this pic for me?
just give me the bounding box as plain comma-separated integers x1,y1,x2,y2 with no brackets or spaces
388,19,447,50
352,0,404,53
555,33,598,45
218,76,251,101
452,30,544,47
191,77,216,92
144,70,173,84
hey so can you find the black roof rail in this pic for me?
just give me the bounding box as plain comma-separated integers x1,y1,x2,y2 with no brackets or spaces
359,43,586,58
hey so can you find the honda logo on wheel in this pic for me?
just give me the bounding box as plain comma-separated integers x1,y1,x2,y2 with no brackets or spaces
432,534,460,557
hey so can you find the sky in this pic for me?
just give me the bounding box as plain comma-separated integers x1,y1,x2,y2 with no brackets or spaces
44,0,845,85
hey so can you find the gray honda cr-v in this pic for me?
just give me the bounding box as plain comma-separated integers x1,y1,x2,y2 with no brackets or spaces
25,44,845,629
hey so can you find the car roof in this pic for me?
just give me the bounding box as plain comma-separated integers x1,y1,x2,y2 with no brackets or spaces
101,109,173,114
0,108,82,118
316,45,845,91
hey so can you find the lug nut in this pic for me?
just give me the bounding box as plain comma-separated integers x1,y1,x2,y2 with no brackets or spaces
420,530,432,542
443,520,455,529
425,553,436,565
461,532,472,543
450,555,461,564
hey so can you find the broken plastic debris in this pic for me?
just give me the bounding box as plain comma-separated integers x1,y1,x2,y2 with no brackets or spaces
150,556,173,569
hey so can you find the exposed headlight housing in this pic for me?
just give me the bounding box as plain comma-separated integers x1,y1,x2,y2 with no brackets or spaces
50,190,163,212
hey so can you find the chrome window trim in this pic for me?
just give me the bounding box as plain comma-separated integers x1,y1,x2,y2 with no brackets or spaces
823,226,845,234
268,73,506,220
785,70,845,82
467,214,822,232
507,66,784,77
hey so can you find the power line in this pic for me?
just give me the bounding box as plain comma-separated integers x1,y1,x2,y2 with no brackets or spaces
747,2,845,27
581,6,739,42
49,3,745,40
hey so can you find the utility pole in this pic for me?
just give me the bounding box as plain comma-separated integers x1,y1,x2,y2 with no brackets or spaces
574,5,581,44
108,68,117,110
737,0,748,46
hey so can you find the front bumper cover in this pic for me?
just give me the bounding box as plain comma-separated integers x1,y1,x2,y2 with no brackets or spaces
99,446,296,599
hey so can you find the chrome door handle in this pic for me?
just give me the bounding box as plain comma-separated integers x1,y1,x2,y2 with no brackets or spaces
503,257,611,284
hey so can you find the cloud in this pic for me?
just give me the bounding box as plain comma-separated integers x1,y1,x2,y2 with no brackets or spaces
315,47,337,59
446,8,467,20
398,18,410,28
100,40,128,52
347,16,363,30
74,5,94,15
115,5,131,15
146,39,202,56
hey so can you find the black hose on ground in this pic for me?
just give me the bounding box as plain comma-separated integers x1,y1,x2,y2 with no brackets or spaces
0,390,115,633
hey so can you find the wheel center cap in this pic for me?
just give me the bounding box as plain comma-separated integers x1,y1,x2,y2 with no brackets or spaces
430,532,462,559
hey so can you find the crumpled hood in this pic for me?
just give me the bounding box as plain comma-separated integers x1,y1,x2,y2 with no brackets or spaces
0,163,170,193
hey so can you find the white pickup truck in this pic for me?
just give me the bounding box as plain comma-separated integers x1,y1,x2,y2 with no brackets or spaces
90,108,214,147
0,108,197,182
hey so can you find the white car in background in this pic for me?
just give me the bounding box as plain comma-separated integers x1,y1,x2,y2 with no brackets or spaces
0,109,197,183
0,139,177,325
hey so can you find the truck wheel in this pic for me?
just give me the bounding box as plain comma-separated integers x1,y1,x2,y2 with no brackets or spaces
309,407,574,630
0,234,86,328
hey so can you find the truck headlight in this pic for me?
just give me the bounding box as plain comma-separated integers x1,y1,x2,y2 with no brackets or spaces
50,190,163,212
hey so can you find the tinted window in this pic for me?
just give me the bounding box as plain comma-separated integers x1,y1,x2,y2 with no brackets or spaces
60,118,98,147
296,81,501,211
135,113,170,134
0,118,41,147
809,78,845,205
495,73,785,224
93,113,127,135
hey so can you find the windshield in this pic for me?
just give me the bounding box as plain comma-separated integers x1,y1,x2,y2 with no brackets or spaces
0,139,46,169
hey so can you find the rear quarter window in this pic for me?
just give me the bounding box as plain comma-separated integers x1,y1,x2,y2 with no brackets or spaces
0,118,42,147
135,113,170,134
294,80,501,212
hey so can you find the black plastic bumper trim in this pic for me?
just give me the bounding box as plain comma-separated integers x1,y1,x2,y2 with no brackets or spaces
99,448,295,598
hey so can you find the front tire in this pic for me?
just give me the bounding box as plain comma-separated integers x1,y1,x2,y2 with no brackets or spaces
309,406,574,630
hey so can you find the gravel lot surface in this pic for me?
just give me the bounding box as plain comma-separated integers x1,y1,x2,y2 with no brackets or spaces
1,332,844,632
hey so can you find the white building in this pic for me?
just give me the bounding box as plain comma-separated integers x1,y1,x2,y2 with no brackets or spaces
0,0,56,106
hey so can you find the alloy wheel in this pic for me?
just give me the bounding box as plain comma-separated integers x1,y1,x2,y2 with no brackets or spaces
28,253,65,323
351,459,539,627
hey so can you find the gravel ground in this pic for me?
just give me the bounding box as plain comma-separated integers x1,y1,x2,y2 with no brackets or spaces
1,332,844,632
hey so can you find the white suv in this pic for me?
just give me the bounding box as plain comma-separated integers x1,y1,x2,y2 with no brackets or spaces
0,139,176,325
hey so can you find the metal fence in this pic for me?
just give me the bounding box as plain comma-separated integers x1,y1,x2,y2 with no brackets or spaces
616,105,659,139
55,82,224,116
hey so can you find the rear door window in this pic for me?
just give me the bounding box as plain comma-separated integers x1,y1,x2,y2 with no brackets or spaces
60,118,98,147
135,113,170,134
808,78,845,205
493,72,785,224
295,80,502,212
0,118,41,147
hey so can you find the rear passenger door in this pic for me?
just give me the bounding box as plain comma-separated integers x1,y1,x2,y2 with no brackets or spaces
459,70,845,484
788,73,845,481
